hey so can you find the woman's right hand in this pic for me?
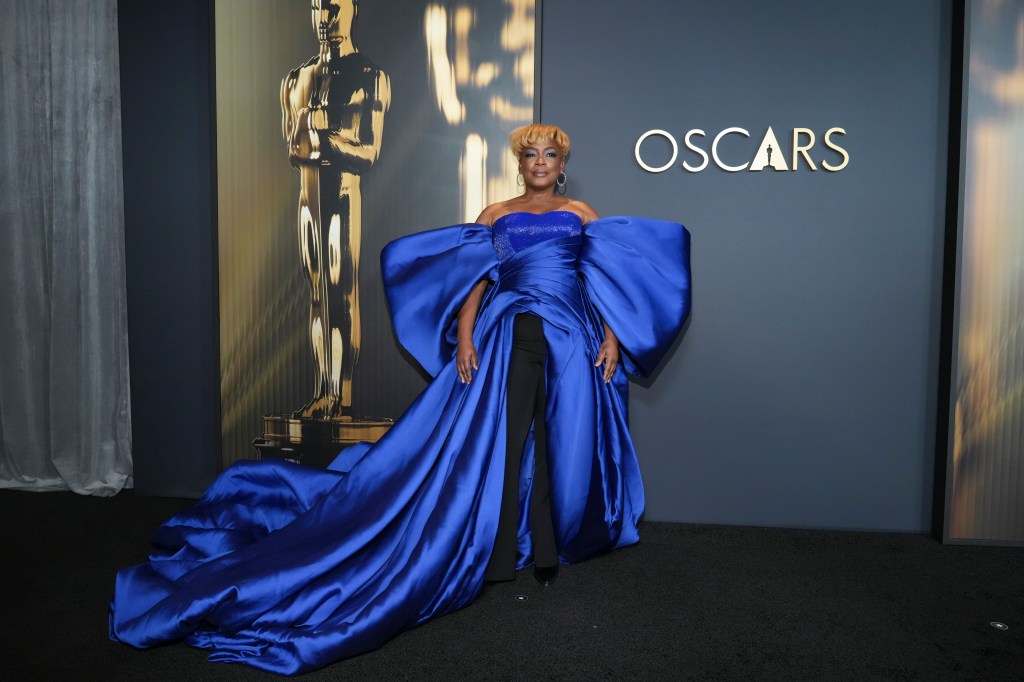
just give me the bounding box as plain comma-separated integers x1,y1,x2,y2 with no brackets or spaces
456,279,489,384
457,341,479,384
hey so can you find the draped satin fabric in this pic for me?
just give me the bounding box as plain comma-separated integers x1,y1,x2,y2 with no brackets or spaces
109,212,691,674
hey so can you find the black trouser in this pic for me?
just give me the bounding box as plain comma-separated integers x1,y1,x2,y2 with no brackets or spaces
485,314,559,581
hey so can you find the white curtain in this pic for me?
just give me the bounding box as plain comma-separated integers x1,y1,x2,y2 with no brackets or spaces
0,0,132,495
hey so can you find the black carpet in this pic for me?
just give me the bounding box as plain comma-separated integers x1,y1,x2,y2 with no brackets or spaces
1,489,1021,680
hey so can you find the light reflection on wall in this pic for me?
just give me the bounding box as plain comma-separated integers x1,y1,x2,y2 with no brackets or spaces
949,0,1024,543
424,0,535,222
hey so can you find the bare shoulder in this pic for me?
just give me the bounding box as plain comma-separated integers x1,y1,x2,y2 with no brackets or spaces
474,201,510,227
565,199,599,223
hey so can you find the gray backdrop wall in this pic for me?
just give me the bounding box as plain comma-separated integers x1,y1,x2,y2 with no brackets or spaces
121,0,954,533
120,0,221,496
542,0,952,531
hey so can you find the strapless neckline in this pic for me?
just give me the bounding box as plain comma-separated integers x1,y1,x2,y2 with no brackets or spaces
491,210,583,228
490,210,584,263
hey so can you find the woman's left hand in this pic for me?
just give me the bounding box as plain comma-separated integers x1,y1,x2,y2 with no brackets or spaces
595,338,619,383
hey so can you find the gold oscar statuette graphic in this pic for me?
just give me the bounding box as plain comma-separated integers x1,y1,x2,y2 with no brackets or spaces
255,0,393,466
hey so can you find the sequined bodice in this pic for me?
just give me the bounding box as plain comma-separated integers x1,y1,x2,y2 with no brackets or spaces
490,210,583,263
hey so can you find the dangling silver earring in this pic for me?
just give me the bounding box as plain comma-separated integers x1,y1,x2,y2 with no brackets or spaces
556,172,567,195
516,172,525,187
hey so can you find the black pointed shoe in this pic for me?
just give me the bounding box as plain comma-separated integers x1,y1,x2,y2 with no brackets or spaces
533,565,558,586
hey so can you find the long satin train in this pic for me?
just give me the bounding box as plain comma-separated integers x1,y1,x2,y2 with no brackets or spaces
109,215,691,674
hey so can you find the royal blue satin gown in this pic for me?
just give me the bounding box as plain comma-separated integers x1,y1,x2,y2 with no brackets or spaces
109,211,691,675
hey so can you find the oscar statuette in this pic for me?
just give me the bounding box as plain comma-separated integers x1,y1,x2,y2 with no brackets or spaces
255,0,393,467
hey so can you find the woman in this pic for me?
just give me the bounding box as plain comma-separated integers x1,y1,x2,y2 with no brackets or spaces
109,124,691,675
463,126,623,586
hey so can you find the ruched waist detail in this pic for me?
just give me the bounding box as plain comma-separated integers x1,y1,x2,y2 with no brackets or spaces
494,235,583,301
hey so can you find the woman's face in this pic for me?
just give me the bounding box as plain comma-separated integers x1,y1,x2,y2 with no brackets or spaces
518,139,565,191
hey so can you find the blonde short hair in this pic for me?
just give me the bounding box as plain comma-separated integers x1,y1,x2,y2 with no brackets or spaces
509,124,571,159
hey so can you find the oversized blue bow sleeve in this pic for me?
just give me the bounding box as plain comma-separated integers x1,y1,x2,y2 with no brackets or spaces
381,224,498,376
579,216,691,377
